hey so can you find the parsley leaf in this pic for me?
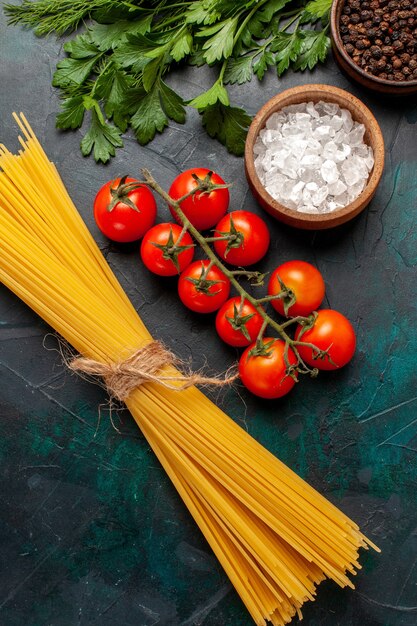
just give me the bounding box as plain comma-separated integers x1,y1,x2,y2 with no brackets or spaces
253,50,275,80
202,103,251,156
293,30,330,71
88,17,153,51
224,56,253,85
159,80,186,124
301,0,333,23
272,30,304,77
114,33,164,73
129,80,185,144
188,81,229,109
80,107,123,163
171,30,193,62
53,35,102,87
94,62,132,131
186,1,222,25
198,17,239,64
130,87,168,144
56,95,86,130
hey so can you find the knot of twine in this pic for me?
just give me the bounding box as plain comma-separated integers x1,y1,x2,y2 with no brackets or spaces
68,340,237,403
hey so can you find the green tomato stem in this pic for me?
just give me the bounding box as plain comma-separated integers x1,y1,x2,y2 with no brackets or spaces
139,169,320,375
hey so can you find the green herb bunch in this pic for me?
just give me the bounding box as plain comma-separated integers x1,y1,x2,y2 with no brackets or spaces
6,0,333,163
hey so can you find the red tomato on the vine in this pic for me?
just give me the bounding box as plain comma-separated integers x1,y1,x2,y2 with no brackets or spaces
94,176,156,243
178,260,230,313
215,297,264,347
140,223,194,276
239,338,297,399
295,309,356,370
268,260,325,318
213,211,270,267
169,168,229,231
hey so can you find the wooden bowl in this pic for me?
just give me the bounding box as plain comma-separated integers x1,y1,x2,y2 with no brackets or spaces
244,84,385,230
330,0,417,96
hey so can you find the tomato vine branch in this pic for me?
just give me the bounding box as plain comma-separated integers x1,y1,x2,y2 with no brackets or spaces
139,168,323,378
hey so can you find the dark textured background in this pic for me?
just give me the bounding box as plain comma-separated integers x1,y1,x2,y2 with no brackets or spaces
1,4,417,626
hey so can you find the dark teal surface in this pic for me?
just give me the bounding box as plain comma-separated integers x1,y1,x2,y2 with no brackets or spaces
1,4,417,625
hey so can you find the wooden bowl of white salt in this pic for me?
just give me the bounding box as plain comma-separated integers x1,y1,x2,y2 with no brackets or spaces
244,84,384,230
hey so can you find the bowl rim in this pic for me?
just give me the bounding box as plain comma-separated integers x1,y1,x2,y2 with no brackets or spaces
330,0,417,90
244,83,385,227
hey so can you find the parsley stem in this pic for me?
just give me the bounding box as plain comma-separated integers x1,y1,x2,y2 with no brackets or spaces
232,0,271,48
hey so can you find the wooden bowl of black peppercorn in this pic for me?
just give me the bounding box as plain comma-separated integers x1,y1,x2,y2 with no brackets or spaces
330,0,417,95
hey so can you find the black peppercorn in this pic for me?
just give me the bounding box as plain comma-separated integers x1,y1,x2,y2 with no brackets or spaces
339,0,417,83
371,44,383,57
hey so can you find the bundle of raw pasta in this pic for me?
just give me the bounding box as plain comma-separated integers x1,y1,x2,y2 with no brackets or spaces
0,114,378,626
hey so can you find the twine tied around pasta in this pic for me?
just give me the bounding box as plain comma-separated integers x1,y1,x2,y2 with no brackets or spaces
68,340,238,402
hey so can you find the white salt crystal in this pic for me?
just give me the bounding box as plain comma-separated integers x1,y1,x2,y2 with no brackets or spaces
290,180,305,204
282,123,304,138
322,141,338,160
311,186,329,206
348,124,366,147
299,167,318,184
265,112,286,129
300,154,322,169
306,101,319,118
287,138,308,158
322,102,340,116
281,155,299,179
365,148,375,171
298,205,319,214
271,148,291,169
321,160,339,184
280,178,297,200
341,157,362,186
328,180,347,196
341,109,353,132
328,116,344,132
313,125,332,141
304,138,322,155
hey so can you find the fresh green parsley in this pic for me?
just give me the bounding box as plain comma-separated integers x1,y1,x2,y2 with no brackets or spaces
5,0,332,162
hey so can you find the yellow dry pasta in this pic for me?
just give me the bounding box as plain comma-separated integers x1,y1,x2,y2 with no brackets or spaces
0,114,379,626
